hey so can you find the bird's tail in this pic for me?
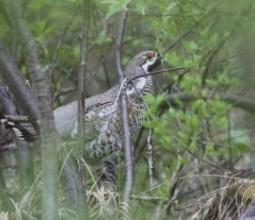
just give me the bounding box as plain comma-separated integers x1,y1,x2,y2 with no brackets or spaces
0,115,39,142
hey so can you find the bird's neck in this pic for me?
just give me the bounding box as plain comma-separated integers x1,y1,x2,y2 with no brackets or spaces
127,74,153,97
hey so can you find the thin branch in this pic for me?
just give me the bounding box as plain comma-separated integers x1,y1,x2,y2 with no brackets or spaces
78,0,90,152
86,42,115,85
76,0,90,218
162,8,214,54
128,67,187,83
146,130,154,187
51,4,80,65
115,5,133,204
201,33,233,87
127,52,243,83
201,2,254,87
50,5,80,105
0,43,38,118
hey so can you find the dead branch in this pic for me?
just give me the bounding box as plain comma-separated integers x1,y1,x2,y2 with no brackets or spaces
0,43,38,118
76,0,90,217
115,4,133,205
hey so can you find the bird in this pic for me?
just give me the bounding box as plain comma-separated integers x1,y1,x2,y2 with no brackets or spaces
1,50,162,185
72,51,162,160
76,51,161,185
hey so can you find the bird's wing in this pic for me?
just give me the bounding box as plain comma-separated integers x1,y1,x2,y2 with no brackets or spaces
53,86,118,137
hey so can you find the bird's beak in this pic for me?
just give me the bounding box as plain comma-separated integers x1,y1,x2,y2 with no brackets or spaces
157,52,163,60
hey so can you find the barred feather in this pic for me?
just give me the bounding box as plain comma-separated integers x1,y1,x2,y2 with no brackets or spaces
1,115,39,142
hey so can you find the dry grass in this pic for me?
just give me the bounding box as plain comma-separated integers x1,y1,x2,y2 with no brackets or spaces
188,179,255,220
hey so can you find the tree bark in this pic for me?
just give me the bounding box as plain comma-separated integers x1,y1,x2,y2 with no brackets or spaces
17,19,58,220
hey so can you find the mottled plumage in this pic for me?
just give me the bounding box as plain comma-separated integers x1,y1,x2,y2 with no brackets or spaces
70,51,161,161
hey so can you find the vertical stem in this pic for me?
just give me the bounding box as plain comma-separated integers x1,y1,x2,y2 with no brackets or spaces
146,130,154,187
115,6,133,204
78,0,90,147
77,0,90,218
18,20,58,220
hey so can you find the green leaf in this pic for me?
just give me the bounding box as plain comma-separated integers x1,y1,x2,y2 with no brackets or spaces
234,142,249,152
184,41,199,51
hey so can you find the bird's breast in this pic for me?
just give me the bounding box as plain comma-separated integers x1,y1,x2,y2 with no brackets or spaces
126,76,152,97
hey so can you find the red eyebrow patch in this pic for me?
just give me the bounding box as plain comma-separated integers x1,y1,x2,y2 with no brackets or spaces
146,51,155,59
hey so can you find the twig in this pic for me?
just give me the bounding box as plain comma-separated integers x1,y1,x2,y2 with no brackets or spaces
77,0,90,218
86,42,115,85
128,67,187,83
115,4,133,205
201,33,233,87
0,43,38,118
108,78,127,123
128,52,243,84
51,4,80,65
202,2,254,87
78,0,90,151
146,130,154,187
162,9,214,54
50,4,80,104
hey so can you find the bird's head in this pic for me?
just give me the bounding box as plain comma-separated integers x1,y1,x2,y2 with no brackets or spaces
126,51,162,74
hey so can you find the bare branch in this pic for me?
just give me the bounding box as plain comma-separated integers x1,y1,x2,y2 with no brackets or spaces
0,43,38,118
115,5,133,204
76,0,90,217
128,52,243,84
146,130,154,187
162,9,214,54
77,0,90,150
